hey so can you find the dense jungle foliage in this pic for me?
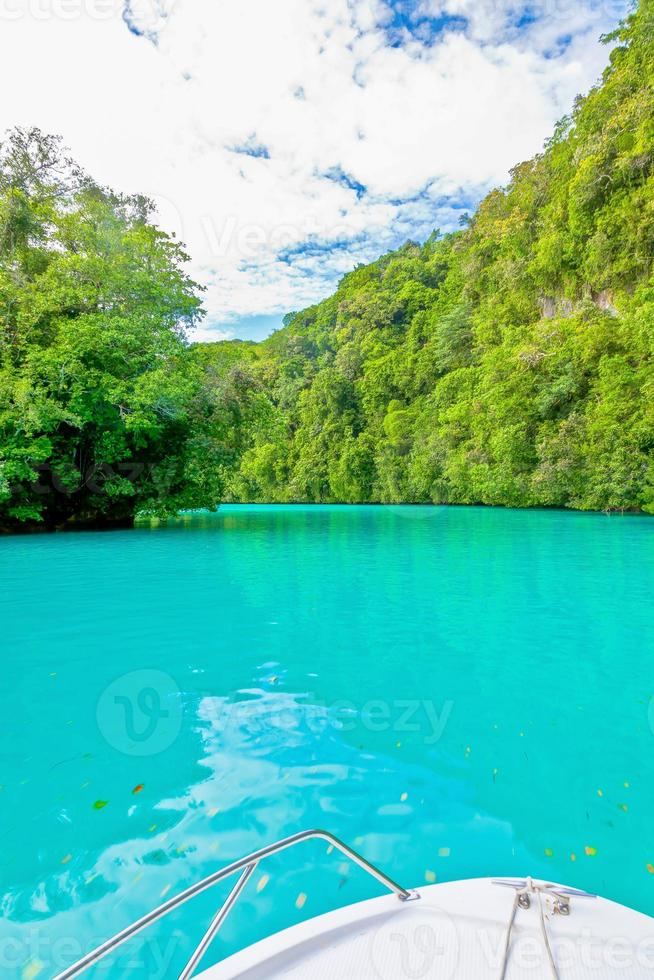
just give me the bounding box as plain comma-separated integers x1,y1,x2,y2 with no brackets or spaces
0,130,226,530
1,1,653,530
216,0,654,515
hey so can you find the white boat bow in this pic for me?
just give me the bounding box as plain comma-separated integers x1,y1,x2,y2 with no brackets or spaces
53,830,654,979
201,875,654,979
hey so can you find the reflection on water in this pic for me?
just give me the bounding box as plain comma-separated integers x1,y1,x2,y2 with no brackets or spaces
0,505,653,977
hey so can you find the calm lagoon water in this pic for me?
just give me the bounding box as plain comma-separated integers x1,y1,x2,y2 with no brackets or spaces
1,504,654,977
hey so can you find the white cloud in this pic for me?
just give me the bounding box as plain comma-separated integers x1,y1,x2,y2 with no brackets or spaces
0,0,629,340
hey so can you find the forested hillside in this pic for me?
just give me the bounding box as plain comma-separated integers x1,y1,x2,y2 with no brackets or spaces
1,2,653,530
206,0,654,514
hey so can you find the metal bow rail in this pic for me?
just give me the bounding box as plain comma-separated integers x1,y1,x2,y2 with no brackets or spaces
53,828,418,980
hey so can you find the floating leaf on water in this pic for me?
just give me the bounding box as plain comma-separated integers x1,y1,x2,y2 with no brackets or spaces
143,848,170,867
256,874,270,894
544,848,554,858
585,846,597,857
395,742,402,748
160,884,172,898
148,824,157,833
207,807,219,818
61,854,72,865
326,845,334,855
21,958,44,980
295,892,307,910
132,784,144,795
93,800,108,810
425,870,436,883
618,803,628,812
438,847,450,858
570,853,577,862
647,864,654,874
85,874,98,886
624,781,630,788
597,789,603,797
400,792,408,802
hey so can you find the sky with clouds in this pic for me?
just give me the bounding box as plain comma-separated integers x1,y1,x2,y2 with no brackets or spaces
0,0,630,340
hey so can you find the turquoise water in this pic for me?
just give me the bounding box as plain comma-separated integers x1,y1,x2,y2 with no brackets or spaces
1,504,654,977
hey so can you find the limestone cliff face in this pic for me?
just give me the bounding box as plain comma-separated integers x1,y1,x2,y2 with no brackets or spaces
538,292,616,320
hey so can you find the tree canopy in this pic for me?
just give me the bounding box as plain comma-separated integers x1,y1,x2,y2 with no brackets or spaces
0,128,225,530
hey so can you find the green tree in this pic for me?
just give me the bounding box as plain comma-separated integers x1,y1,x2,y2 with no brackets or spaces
0,128,211,530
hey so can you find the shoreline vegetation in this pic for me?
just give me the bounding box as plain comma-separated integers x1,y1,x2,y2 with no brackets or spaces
1,2,654,533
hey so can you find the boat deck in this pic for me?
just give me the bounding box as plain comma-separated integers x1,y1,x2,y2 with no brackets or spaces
201,878,654,979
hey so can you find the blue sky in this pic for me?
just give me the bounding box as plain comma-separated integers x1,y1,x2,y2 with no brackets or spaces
224,314,285,343
0,0,629,341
